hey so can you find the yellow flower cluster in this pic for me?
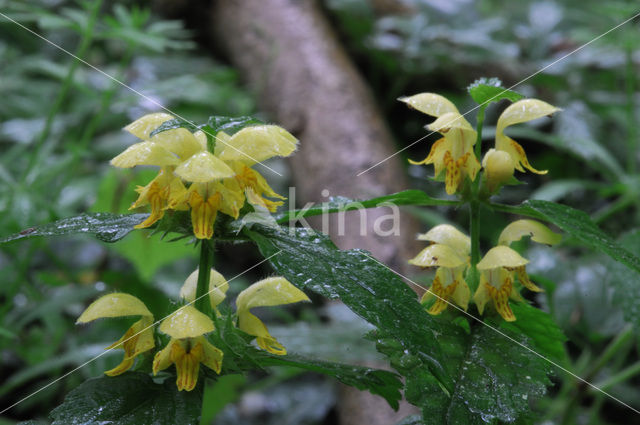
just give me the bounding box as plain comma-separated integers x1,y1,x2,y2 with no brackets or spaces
400,93,559,195
77,271,309,391
409,220,561,321
111,113,298,239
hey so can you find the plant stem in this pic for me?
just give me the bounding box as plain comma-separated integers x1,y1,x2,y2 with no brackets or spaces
596,361,640,391
468,105,486,289
586,325,633,379
474,105,486,160
196,240,214,315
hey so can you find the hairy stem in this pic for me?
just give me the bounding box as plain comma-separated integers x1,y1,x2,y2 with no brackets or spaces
196,240,214,315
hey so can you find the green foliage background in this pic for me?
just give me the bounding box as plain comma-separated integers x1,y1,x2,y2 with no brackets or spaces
1,1,640,424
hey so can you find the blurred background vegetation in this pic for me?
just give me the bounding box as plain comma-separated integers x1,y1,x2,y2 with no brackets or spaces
1,0,639,424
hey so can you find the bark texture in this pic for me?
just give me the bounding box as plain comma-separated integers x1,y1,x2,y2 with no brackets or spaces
211,0,419,271
211,1,420,423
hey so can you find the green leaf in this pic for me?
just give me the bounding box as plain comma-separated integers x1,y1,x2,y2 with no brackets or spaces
49,373,202,425
499,303,567,363
243,225,453,392
0,213,147,244
275,189,459,224
606,229,640,328
491,199,640,274
467,77,524,105
148,117,198,137
376,319,553,423
208,313,402,409
206,115,264,135
258,353,402,410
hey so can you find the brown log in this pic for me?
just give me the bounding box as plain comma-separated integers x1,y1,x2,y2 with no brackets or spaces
211,1,421,423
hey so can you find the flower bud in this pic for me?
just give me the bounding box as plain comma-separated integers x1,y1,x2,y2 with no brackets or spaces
482,149,514,193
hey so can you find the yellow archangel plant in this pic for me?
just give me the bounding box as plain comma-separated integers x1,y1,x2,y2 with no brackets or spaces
409,224,472,314
77,293,155,376
110,113,298,239
400,93,560,195
76,267,309,391
153,305,223,391
410,220,561,321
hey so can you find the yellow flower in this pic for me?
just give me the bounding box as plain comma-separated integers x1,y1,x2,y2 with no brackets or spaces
474,220,560,321
494,99,560,175
481,149,515,193
77,293,155,376
180,268,230,314
112,113,298,239
400,93,480,195
153,305,223,391
129,167,188,229
498,219,562,246
409,224,471,314
236,277,310,355
214,126,298,211
416,224,471,261
473,246,536,322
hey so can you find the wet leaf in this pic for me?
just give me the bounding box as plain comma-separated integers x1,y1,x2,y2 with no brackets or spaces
206,115,264,135
491,200,640,273
258,353,402,409
148,117,198,137
275,189,459,224
209,313,402,409
606,229,640,328
49,373,202,425
375,318,553,423
0,213,147,244
467,78,524,105
244,224,453,392
500,303,567,363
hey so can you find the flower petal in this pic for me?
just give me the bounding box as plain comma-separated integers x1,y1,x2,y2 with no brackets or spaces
236,277,310,312
399,93,459,117
151,128,204,160
169,339,200,391
124,113,175,139
482,148,515,191
498,219,562,246
187,188,221,239
423,271,455,315
476,246,528,270
180,268,229,308
110,141,180,168
495,99,559,175
408,244,466,268
496,136,547,174
418,225,471,256
515,266,543,292
196,336,224,374
237,310,287,355
175,151,235,182
104,317,155,376
218,125,298,164
496,99,560,136
473,275,491,315
485,277,516,322
159,305,215,339
152,339,176,375
77,293,152,323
